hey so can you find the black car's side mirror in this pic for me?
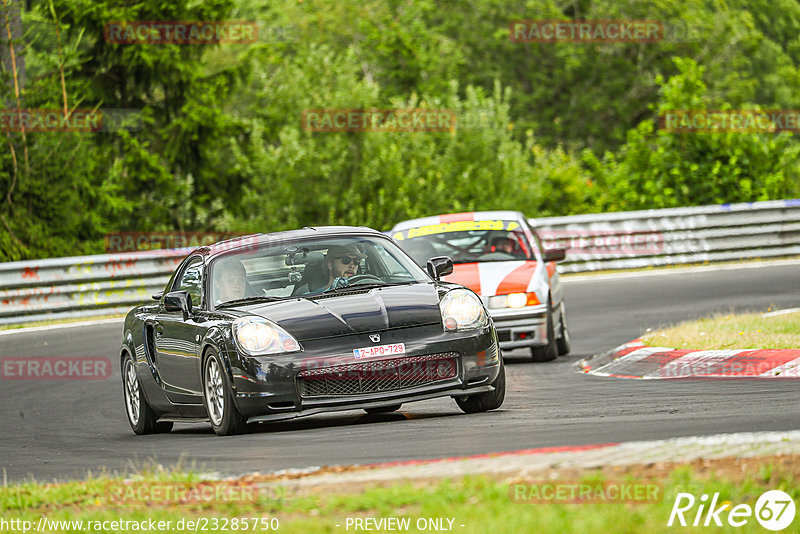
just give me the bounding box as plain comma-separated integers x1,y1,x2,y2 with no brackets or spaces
426,256,454,281
164,290,193,319
151,291,164,301
543,248,567,262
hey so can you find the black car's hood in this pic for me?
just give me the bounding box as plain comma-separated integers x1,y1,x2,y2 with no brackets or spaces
238,283,443,341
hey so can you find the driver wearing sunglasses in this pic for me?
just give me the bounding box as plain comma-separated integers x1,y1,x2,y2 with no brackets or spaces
323,243,367,290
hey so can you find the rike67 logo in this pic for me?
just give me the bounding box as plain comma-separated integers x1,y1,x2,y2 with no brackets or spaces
669,490,796,531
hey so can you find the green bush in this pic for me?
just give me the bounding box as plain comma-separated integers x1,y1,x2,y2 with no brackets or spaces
591,58,800,211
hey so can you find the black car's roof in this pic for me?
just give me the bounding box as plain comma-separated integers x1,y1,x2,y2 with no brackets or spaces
195,226,387,258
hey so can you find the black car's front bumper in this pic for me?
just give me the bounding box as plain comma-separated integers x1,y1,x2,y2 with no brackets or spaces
224,323,501,422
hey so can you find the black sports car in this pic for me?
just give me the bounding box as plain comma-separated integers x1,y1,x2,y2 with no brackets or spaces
120,227,504,435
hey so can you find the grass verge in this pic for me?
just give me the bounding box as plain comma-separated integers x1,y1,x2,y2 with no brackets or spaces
2,457,799,533
642,309,800,350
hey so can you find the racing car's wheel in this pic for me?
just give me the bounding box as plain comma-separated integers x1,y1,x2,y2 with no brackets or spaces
364,404,402,414
347,274,383,285
530,303,557,362
556,301,571,356
122,353,173,435
454,359,505,413
203,349,248,436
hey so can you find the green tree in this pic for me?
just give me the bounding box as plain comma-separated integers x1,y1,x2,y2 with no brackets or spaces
591,58,800,211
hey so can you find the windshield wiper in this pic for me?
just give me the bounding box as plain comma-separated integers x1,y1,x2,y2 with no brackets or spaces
216,295,287,308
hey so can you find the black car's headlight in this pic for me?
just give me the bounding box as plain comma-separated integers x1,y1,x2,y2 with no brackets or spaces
232,316,302,356
440,288,488,332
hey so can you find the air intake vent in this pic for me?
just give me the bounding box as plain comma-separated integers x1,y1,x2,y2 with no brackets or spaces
297,353,459,398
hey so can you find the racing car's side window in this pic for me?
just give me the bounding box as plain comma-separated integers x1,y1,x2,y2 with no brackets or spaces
176,257,204,308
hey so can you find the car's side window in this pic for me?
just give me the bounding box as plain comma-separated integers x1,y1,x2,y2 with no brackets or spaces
175,257,204,308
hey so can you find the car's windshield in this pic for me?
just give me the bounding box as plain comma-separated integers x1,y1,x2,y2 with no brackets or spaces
392,220,537,266
210,235,429,307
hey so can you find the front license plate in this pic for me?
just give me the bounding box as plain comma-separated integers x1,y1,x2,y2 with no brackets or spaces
353,343,406,360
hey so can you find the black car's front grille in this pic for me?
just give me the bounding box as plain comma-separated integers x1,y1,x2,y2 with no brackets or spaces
297,353,459,398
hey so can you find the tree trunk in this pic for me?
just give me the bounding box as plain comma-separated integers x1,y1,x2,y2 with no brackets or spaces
0,0,25,101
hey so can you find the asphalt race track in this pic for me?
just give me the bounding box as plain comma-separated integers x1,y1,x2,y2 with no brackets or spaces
2,262,799,483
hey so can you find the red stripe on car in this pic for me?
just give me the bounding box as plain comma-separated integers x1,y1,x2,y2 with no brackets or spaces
438,212,474,223
445,263,481,293
494,262,538,295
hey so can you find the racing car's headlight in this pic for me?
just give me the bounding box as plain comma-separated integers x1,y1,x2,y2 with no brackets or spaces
488,292,541,309
232,316,301,355
440,289,488,332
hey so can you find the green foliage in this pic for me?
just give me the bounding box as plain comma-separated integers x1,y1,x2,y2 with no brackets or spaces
2,0,800,260
593,58,800,210
212,45,589,233
2,463,799,534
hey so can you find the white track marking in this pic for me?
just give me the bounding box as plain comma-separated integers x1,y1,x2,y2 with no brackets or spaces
762,307,800,318
651,350,748,378
761,356,800,377
589,346,676,376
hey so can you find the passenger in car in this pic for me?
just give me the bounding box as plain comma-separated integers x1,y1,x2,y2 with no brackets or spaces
213,258,247,305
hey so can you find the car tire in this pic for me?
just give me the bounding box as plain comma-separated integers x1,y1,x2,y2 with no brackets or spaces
455,359,505,413
122,353,173,435
364,404,402,414
202,349,248,436
530,303,557,362
556,301,571,355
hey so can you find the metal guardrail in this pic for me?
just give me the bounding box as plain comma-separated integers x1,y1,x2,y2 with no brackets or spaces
1,199,798,325
531,198,800,273
0,250,186,325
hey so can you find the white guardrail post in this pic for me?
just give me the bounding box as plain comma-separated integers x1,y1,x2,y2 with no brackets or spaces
0,199,799,325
